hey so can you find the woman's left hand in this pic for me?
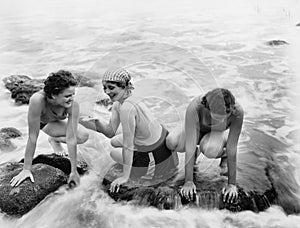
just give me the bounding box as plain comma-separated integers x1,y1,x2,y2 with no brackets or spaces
222,184,238,203
110,176,129,193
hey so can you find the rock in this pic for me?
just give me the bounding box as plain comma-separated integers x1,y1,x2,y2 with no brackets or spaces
19,153,89,175
0,153,89,217
0,127,22,139
2,75,44,104
0,162,68,217
265,40,289,46
2,73,96,104
296,23,300,26
0,127,21,151
0,138,16,152
102,163,277,212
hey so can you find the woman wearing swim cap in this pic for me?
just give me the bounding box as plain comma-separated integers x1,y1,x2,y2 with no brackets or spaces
166,88,244,204
80,68,177,193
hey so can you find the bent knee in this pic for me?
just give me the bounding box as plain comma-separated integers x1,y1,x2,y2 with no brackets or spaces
166,135,177,151
200,141,224,158
77,132,89,144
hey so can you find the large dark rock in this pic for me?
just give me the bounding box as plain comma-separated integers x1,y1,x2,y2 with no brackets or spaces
20,153,89,175
0,162,68,217
0,153,89,217
2,73,95,104
102,163,276,212
0,127,22,152
102,129,299,214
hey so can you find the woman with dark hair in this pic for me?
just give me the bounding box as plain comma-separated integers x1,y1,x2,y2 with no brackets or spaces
166,88,244,203
10,70,89,187
80,68,177,193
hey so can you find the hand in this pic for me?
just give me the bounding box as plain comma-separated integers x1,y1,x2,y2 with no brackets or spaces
68,171,80,188
109,176,129,193
10,169,34,187
180,181,197,200
79,116,98,131
222,184,238,203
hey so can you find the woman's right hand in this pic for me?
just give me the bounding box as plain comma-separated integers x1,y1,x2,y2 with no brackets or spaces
79,116,98,131
10,169,34,187
180,181,197,200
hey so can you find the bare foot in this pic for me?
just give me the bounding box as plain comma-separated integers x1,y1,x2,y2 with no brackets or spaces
48,137,68,156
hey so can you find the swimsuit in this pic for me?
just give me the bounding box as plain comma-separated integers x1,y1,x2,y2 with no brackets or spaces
40,105,68,129
130,126,177,180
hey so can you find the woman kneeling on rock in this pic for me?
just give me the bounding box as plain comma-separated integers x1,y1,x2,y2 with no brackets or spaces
166,88,244,203
80,68,178,193
10,70,89,187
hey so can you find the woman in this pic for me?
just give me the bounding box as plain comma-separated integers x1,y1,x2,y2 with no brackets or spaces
166,88,244,203
80,68,177,193
10,70,89,187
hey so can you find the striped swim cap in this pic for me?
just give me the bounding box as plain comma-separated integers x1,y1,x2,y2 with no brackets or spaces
102,68,131,84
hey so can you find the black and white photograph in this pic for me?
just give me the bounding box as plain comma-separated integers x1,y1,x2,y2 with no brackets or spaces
1,0,300,227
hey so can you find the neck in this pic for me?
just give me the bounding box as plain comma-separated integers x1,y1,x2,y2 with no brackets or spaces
119,90,131,104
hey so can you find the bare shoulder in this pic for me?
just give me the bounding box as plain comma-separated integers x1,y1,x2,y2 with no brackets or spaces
233,102,244,118
29,91,46,110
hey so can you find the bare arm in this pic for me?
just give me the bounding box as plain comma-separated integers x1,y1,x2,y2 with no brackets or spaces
80,102,120,138
109,102,136,193
226,107,244,185
66,101,80,185
184,101,200,183
119,103,136,179
10,93,43,186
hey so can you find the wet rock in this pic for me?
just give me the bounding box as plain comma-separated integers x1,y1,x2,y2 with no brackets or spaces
0,127,22,139
2,75,44,104
0,138,16,151
2,73,95,104
19,153,89,175
0,154,89,217
102,163,276,212
265,40,289,46
0,127,22,151
0,162,68,217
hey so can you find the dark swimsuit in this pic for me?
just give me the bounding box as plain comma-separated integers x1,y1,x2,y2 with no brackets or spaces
130,126,177,180
40,105,68,129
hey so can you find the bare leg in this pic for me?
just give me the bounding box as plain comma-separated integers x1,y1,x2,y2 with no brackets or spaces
43,120,89,155
166,125,185,152
200,130,229,175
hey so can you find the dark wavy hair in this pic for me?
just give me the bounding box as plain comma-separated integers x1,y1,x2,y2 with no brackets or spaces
201,88,235,115
43,70,77,98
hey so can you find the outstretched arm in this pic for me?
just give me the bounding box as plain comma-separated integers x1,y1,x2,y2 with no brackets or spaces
79,102,120,138
223,106,244,203
180,101,200,199
109,102,136,193
10,93,43,186
66,101,81,186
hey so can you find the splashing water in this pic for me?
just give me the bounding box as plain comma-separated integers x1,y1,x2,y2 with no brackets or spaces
1,0,300,227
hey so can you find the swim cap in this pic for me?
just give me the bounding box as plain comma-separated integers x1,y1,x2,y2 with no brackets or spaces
102,68,131,84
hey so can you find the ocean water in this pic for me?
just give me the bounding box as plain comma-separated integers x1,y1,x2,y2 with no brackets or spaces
1,0,300,227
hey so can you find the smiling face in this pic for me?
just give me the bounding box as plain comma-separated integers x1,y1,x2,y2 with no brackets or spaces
52,86,76,108
102,81,126,102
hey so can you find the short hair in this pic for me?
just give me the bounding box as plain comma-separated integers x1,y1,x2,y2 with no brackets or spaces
43,70,77,98
201,88,235,115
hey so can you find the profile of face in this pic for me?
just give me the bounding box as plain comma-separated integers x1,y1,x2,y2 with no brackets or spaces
103,81,126,102
52,86,76,108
